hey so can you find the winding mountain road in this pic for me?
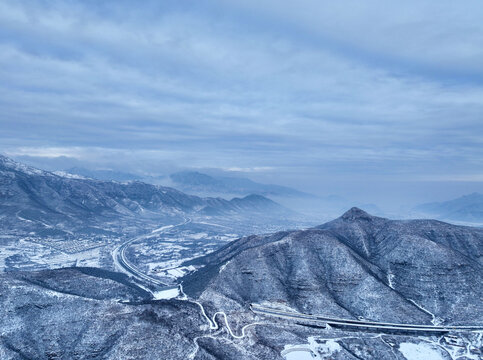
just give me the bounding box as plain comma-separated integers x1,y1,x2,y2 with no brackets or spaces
112,217,482,357
112,218,262,345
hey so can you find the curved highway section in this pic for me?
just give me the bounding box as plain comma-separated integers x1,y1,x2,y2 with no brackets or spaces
112,217,191,288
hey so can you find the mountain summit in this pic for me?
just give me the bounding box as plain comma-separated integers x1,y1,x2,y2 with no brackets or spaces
182,209,482,325
340,207,376,221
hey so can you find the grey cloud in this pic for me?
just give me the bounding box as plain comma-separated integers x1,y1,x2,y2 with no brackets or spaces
0,0,482,207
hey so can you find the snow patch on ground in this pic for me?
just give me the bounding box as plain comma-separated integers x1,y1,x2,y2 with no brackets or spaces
387,273,395,289
284,351,312,360
149,264,196,279
0,239,103,271
399,342,445,360
218,260,231,273
316,338,341,357
282,345,315,360
282,336,340,360
153,287,180,300
256,300,298,313
53,171,87,179
188,232,208,240
407,298,441,325
166,266,195,277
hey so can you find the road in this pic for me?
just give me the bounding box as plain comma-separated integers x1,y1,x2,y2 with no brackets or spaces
112,217,191,288
112,220,481,343
251,304,483,333
112,217,261,342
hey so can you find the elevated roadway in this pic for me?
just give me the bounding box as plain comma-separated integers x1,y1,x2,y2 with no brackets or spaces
251,304,483,333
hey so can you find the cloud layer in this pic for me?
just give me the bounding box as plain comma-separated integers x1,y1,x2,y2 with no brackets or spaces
0,0,482,204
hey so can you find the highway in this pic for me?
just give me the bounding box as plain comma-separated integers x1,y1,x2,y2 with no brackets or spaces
250,304,483,333
112,217,191,288
112,219,482,341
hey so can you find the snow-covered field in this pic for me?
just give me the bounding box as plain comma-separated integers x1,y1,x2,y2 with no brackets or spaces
0,237,106,271
282,337,341,360
153,287,180,300
282,333,482,360
126,228,238,282
398,342,445,360
284,351,313,360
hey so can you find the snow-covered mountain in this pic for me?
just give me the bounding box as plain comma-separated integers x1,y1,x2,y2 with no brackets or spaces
1,204,482,358
0,155,293,237
183,208,482,325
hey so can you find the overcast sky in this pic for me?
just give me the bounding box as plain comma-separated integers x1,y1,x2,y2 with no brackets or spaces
1,0,482,207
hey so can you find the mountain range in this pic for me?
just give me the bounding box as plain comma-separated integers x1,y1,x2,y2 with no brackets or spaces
183,207,482,325
168,171,312,198
0,155,292,238
414,192,483,223
1,208,481,359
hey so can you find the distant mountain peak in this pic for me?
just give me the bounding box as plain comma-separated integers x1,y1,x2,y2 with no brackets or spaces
182,209,482,327
241,194,271,201
340,207,374,221
169,170,312,198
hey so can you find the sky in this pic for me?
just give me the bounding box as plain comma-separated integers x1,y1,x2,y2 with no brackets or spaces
0,0,482,209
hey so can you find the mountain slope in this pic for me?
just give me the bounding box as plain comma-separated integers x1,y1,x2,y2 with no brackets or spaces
182,208,483,325
0,155,291,237
414,192,483,223
201,194,293,216
0,268,207,360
